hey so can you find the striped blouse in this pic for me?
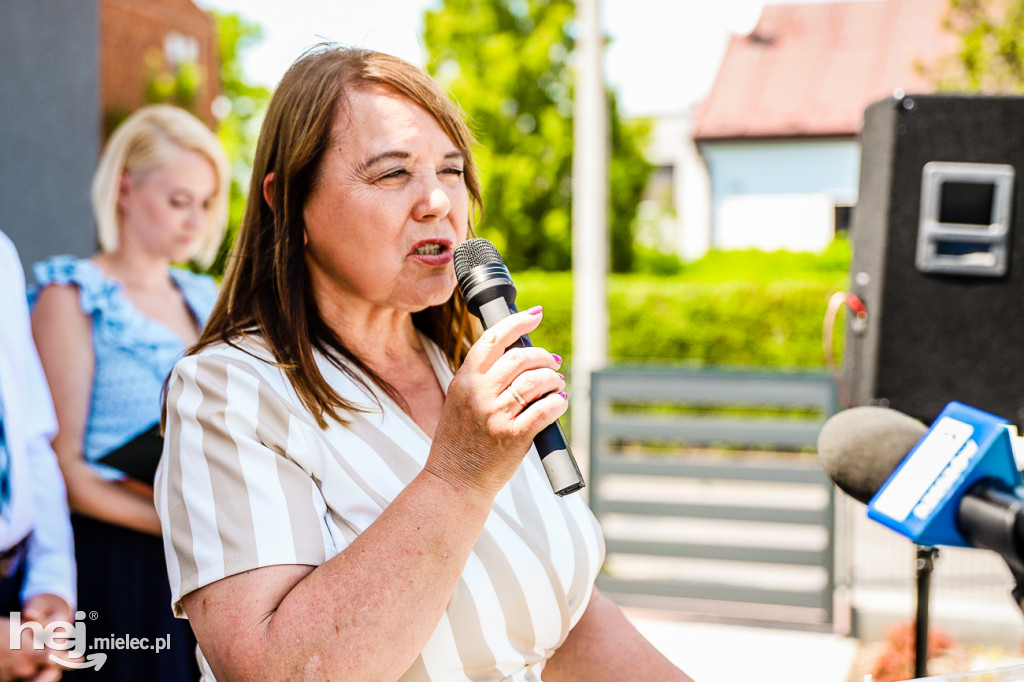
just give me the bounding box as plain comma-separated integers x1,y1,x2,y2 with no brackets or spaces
155,335,606,681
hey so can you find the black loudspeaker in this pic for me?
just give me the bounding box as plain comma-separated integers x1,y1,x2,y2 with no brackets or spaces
844,94,1024,427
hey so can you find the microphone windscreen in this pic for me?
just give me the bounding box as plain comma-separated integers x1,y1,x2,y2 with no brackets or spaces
453,238,504,284
817,406,927,504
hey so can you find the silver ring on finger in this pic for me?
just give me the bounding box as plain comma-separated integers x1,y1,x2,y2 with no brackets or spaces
509,385,528,408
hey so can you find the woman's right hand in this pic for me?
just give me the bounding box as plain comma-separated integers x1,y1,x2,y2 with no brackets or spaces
426,306,567,497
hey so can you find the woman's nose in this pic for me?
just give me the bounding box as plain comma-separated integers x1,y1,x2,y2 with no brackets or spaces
185,205,204,230
414,183,452,222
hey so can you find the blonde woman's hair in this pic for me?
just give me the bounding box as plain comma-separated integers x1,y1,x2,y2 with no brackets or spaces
91,104,230,267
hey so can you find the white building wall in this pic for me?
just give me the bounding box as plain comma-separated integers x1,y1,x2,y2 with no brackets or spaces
677,126,712,262
700,138,860,253
639,111,712,262
717,193,837,251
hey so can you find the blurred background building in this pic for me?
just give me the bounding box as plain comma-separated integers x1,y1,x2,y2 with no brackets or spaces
101,0,219,130
643,0,957,262
0,0,219,274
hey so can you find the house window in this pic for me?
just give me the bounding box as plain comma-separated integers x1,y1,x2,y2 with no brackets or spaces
164,32,199,68
835,204,853,234
643,164,676,209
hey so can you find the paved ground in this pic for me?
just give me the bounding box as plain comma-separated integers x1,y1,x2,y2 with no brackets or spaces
625,607,1024,681
610,496,1024,682
624,607,858,682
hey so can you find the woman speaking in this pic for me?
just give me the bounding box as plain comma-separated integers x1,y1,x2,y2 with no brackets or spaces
156,44,694,682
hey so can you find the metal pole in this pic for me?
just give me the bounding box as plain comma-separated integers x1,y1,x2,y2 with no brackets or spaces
570,0,608,489
914,545,938,679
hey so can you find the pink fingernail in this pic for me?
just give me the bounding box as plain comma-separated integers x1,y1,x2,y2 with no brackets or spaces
559,392,568,400
552,353,563,364
557,373,565,381
527,305,543,315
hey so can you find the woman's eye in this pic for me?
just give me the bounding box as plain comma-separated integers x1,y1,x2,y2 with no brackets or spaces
377,168,410,183
169,196,190,209
440,167,465,182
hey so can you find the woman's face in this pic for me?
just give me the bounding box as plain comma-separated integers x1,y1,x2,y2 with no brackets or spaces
302,84,470,316
118,146,218,263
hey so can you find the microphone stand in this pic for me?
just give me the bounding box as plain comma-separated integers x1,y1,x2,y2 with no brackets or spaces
914,545,938,679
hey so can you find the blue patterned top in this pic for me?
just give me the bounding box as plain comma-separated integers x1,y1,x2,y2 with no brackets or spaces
31,256,218,480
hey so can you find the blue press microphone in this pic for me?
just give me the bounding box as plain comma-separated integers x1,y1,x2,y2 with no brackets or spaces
818,401,1024,584
866,402,1022,547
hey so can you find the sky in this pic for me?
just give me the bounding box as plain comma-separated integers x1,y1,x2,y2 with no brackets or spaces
194,0,876,117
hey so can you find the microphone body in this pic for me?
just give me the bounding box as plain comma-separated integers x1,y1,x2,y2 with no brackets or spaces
453,238,585,497
958,485,1024,577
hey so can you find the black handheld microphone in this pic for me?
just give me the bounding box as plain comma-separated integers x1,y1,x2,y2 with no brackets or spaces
452,237,585,497
817,405,1024,580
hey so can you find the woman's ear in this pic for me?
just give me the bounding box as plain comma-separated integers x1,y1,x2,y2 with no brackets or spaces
262,172,275,209
118,172,133,204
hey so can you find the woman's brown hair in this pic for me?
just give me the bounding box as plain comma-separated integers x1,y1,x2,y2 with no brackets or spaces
189,44,483,427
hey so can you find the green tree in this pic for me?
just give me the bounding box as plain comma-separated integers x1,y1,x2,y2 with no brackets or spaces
143,52,202,111
206,10,272,277
929,0,1024,92
422,0,652,272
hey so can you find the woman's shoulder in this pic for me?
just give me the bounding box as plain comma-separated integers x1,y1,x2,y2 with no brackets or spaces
30,255,111,313
177,337,283,386
170,337,307,416
32,254,97,287
0,233,19,273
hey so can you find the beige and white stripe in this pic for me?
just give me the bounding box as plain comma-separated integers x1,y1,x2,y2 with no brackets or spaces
155,336,605,681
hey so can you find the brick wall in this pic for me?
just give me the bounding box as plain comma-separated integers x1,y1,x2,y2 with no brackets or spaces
100,0,219,132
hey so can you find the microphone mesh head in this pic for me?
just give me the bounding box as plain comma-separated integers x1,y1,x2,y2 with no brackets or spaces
817,406,927,504
454,238,505,284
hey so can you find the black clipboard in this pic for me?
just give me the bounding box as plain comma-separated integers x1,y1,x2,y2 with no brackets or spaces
96,424,164,484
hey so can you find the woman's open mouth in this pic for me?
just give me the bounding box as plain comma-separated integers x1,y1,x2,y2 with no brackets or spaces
413,243,446,256
409,239,453,264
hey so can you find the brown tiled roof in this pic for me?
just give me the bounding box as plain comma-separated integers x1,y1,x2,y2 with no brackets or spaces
694,0,958,140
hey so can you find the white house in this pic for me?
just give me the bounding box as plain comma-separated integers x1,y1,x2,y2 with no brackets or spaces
636,109,712,262
648,0,958,260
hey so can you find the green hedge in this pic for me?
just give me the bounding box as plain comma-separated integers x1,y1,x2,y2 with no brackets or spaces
514,244,850,370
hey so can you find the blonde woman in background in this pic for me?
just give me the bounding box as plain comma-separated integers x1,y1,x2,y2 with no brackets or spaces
31,104,229,681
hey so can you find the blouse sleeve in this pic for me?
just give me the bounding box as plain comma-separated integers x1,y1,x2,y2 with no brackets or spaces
155,353,335,617
31,255,105,315
31,255,139,356
0,240,76,607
